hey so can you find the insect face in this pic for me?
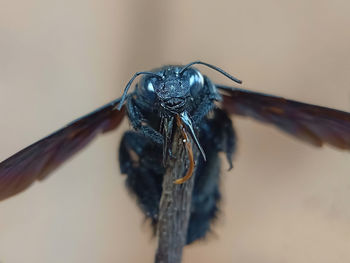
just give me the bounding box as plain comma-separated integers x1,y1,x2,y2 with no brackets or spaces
138,66,205,115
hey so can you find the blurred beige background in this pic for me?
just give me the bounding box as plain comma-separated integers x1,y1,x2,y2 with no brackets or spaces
1,0,350,262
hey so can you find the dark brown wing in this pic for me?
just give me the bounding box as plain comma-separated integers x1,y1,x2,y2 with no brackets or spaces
218,85,350,149
0,98,125,201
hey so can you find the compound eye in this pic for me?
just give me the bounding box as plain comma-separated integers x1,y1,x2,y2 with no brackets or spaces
139,77,158,102
182,68,204,97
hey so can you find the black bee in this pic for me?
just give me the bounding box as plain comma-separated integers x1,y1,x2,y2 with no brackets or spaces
1,61,350,244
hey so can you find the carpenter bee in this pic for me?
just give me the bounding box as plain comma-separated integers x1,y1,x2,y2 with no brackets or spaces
1,61,350,244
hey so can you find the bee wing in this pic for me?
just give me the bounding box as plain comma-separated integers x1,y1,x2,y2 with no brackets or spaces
0,98,125,201
218,85,350,149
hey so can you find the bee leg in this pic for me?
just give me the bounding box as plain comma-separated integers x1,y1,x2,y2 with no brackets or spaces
126,98,164,145
191,95,215,125
119,131,164,231
210,108,236,169
191,76,222,125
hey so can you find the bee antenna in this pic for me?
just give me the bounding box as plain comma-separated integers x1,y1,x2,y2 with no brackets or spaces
117,71,162,110
179,61,242,84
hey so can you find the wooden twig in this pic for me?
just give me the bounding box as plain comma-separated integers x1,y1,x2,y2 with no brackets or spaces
154,124,199,263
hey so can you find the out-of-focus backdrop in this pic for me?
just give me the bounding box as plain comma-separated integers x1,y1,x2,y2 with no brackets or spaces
1,0,350,262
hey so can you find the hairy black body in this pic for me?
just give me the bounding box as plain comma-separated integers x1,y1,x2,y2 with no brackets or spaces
120,108,235,244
